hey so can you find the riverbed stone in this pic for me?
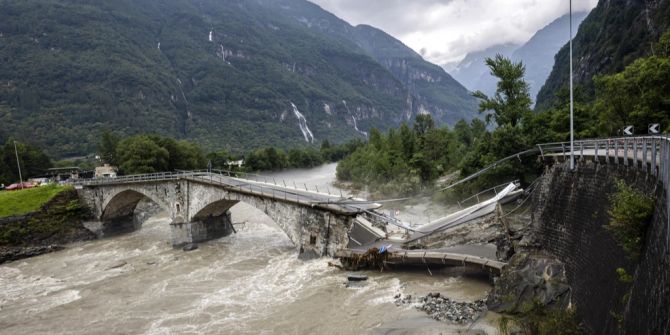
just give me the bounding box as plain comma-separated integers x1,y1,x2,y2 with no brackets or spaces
394,293,487,324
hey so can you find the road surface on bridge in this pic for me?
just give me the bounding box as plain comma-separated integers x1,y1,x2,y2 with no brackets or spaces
79,171,381,215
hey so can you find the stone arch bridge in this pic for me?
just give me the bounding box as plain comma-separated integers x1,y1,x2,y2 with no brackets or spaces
77,172,380,259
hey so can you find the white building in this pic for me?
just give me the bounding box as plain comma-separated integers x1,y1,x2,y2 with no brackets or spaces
95,164,118,178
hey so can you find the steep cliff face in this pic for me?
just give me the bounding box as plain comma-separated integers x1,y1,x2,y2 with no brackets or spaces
255,0,479,125
512,12,589,102
0,0,477,157
536,0,670,110
353,25,478,124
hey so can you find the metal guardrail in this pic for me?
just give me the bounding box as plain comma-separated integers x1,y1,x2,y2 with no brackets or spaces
456,180,519,208
75,169,366,215
75,135,670,252
537,135,670,255
439,148,540,192
194,168,344,198
537,135,668,175
75,171,204,186
436,134,670,254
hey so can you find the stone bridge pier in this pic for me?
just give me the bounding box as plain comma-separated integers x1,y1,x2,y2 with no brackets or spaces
77,179,355,258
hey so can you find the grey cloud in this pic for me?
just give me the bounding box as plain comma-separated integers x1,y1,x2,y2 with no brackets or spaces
309,0,597,66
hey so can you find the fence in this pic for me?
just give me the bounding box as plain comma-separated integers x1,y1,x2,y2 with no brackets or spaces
74,169,365,215
537,135,670,254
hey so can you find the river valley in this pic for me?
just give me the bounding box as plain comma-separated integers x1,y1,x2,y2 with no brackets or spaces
0,163,499,334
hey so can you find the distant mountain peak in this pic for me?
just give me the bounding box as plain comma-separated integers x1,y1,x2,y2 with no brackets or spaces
447,11,589,101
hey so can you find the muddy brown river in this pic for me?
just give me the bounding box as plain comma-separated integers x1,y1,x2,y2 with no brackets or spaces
0,164,500,334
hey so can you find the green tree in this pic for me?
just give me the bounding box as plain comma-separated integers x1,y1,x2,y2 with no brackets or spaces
369,128,384,150
594,54,670,135
0,147,12,185
473,54,532,128
116,136,169,174
413,114,435,135
245,147,289,171
1,139,52,184
207,150,232,170
98,131,121,165
460,55,537,190
398,123,416,161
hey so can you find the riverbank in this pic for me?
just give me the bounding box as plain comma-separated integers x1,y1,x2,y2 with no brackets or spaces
0,184,68,217
0,207,499,334
0,187,95,264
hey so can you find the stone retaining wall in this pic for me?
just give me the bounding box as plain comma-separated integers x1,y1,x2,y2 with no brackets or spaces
531,161,669,334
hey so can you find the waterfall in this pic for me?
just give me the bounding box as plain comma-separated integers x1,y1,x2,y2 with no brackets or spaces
290,102,315,143
342,100,368,138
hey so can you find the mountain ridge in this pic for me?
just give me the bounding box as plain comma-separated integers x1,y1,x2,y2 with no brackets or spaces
447,12,589,101
536,0,670,110
0,0,478,158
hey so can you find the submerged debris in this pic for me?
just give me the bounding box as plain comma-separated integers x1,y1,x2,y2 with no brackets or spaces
182,243,199,252
105,260,127,270
394,292,486,324
340,247,388,271
347,274,368,281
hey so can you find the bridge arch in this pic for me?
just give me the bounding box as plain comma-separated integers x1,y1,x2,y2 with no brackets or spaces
186,181,352,257
78,178,356,257
97,188,174,236
191,199,239,222
189,193,305,247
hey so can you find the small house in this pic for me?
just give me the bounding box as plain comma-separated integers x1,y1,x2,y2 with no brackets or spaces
95,164,118,178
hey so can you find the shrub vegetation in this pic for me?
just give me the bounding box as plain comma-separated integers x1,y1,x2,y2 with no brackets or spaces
607,179,655,259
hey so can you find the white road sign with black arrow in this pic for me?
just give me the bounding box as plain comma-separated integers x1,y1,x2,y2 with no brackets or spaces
623,125,634,136
649,123,660,134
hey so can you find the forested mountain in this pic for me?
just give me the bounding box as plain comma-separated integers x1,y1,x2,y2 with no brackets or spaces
536,0,670,110
0,0,478,158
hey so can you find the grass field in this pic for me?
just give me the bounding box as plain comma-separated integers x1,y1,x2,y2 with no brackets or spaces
0,185,71,218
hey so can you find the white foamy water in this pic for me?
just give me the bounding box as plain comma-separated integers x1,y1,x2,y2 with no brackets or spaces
290,102,315,143
0,164,498,335
343,100,369,138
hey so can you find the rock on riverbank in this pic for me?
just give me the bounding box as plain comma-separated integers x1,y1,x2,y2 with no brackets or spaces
0,245,65,263
394,292,487,323
0,189,95,264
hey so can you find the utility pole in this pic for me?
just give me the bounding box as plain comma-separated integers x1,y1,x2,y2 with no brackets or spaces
569,0,575,170
14,140,24,189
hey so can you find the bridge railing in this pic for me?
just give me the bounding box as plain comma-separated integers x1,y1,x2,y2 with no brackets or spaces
75,171,208,186
185,168,349,198
537,135,668,176
456,180,520,209
185,172,371,215
76,169,367,214
538,134,670,254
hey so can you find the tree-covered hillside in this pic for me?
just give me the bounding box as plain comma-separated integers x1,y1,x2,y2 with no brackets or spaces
251,0,479,123
536,0,670,110
0,0,478,158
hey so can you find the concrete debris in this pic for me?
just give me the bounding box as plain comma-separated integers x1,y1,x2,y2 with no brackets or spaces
394,292,486,324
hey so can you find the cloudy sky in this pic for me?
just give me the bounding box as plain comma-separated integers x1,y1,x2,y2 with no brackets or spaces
308,0,598,67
